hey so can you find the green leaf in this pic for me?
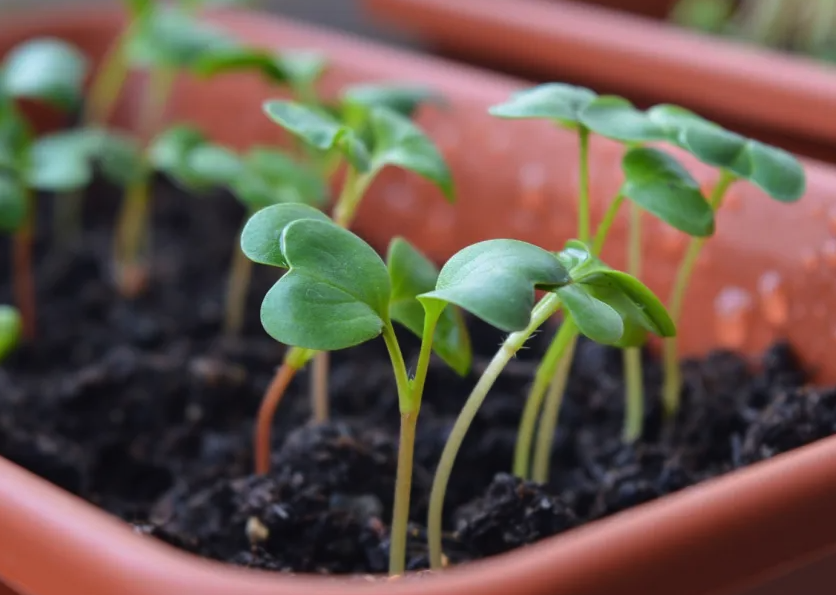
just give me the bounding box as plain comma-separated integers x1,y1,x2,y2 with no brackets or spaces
94,131,144,186
386,237,471,376
579,96,667,142
342,83,440,119
555,239,609,281
186,144,243,188
193,47,327,91
0,176,26,232
419,239,571,333
646,104,708,143
0,305,22,361
148,125,238,191
232,148,327,211
260,219,391,350
747,141,805,202
240,202,330,267
1,38,88,110
489,83,597,129
263,100,370,172
681,123,752,178
26,130,94,191
0,107,30,172
555,284,623,345
126,6,236,70
369,107,454,202
621,147,714,237
149,125,207,174
581,270,676,337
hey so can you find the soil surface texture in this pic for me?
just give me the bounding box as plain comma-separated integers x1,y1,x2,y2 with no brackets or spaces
1,180,834,574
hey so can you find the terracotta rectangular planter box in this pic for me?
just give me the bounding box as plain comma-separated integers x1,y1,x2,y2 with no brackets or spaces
362,0,836,164
2,5,836,595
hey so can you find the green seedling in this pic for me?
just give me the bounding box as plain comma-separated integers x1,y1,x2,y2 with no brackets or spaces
261,98,453,423
0,305,22,362
490,87,702,474
148,124,327,335
425,238,675,570
671,0,836,61
0,38,89,340
240,203,470,575
645,104,805,416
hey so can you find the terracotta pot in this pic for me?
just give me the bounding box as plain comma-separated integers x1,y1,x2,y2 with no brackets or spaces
362,0,836,164
564,0,678,20
3,5,836,595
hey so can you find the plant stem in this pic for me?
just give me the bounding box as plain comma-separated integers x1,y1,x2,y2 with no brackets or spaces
112,67,175,297
428,293,562,569
591,192,624,255
531,320,577,484
223,227,253,336
310,351,330,423
254,362,299,475
513,309,571,479
333,167,373,228
662,170,736,416
577,126,591,243
12,195,35,342
623,202,644,443
86,29,130,127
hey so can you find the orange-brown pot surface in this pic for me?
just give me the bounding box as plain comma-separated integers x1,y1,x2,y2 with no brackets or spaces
2,6,836,595
363,0,836,163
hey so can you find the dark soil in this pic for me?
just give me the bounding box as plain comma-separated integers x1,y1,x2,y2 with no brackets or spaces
1,178,835,575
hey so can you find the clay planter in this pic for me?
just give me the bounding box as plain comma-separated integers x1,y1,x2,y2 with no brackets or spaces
3,5,836,595
362,0,836,164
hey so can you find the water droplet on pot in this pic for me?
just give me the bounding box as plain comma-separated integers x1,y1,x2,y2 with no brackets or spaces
714,287,753,349
519,162,547,190
757,271,788,327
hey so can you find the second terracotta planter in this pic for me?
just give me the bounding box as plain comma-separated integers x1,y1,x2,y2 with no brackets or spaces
2,5,836,595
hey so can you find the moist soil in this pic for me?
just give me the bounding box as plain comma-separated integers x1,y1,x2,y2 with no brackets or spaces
1,179,835,575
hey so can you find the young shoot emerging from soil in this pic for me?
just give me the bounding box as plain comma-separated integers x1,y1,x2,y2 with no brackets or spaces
260,96,453,424
0,37,89,340
240,203,470,575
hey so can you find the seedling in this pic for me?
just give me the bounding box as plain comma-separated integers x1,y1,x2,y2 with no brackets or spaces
148,124,327,335
240,202,470,575
644,104,805,416
261,97,453,422
490,87,704,475
425,238,676,570
0,38,89,339
0,305,21,362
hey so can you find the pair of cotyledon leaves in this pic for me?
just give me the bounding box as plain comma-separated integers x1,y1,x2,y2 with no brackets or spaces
241,204,674,377
490,83,805,238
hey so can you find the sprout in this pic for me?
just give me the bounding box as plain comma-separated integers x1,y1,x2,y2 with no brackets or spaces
262,98,453,423
425,239,675,570
0,305,22,362
0,38,89,340
646,104,805,416
240,203,471,575
148,124,327,336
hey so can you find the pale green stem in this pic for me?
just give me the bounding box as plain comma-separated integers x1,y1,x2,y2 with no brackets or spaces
428,293,562,569
662,170,736,416
577,126,591,243
591,192,625,255
531,321,578,483
623,202,645,442
223,225,253,336
310,351,330,423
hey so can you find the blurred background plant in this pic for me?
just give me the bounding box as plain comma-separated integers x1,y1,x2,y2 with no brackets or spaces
670,0,836,61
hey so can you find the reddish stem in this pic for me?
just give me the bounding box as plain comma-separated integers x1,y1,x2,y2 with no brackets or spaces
254,363,299,474
12,223,35,342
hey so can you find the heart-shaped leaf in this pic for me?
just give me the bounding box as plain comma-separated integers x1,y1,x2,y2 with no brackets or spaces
193,47,327,92
94,130,144,186
126,6,236,70
580,96,667,142
681,123,752,178
240,202,331,267
747,140,805,202
149,125,240,191
149,125,207,174
419,239,571,332
581,270,676,337
555,239,609,280
555,284,624,345
26,130,95,191
369,107,454,202
232,148,327,211
646,104,708,143
387,237,471,376
0,305,21,361
489,83,597,129
260,219,391,350
263,100,370,172
0,176,26,232
621,147,714,237
186,144,243,188
1,38,89,110
342,83,441,119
